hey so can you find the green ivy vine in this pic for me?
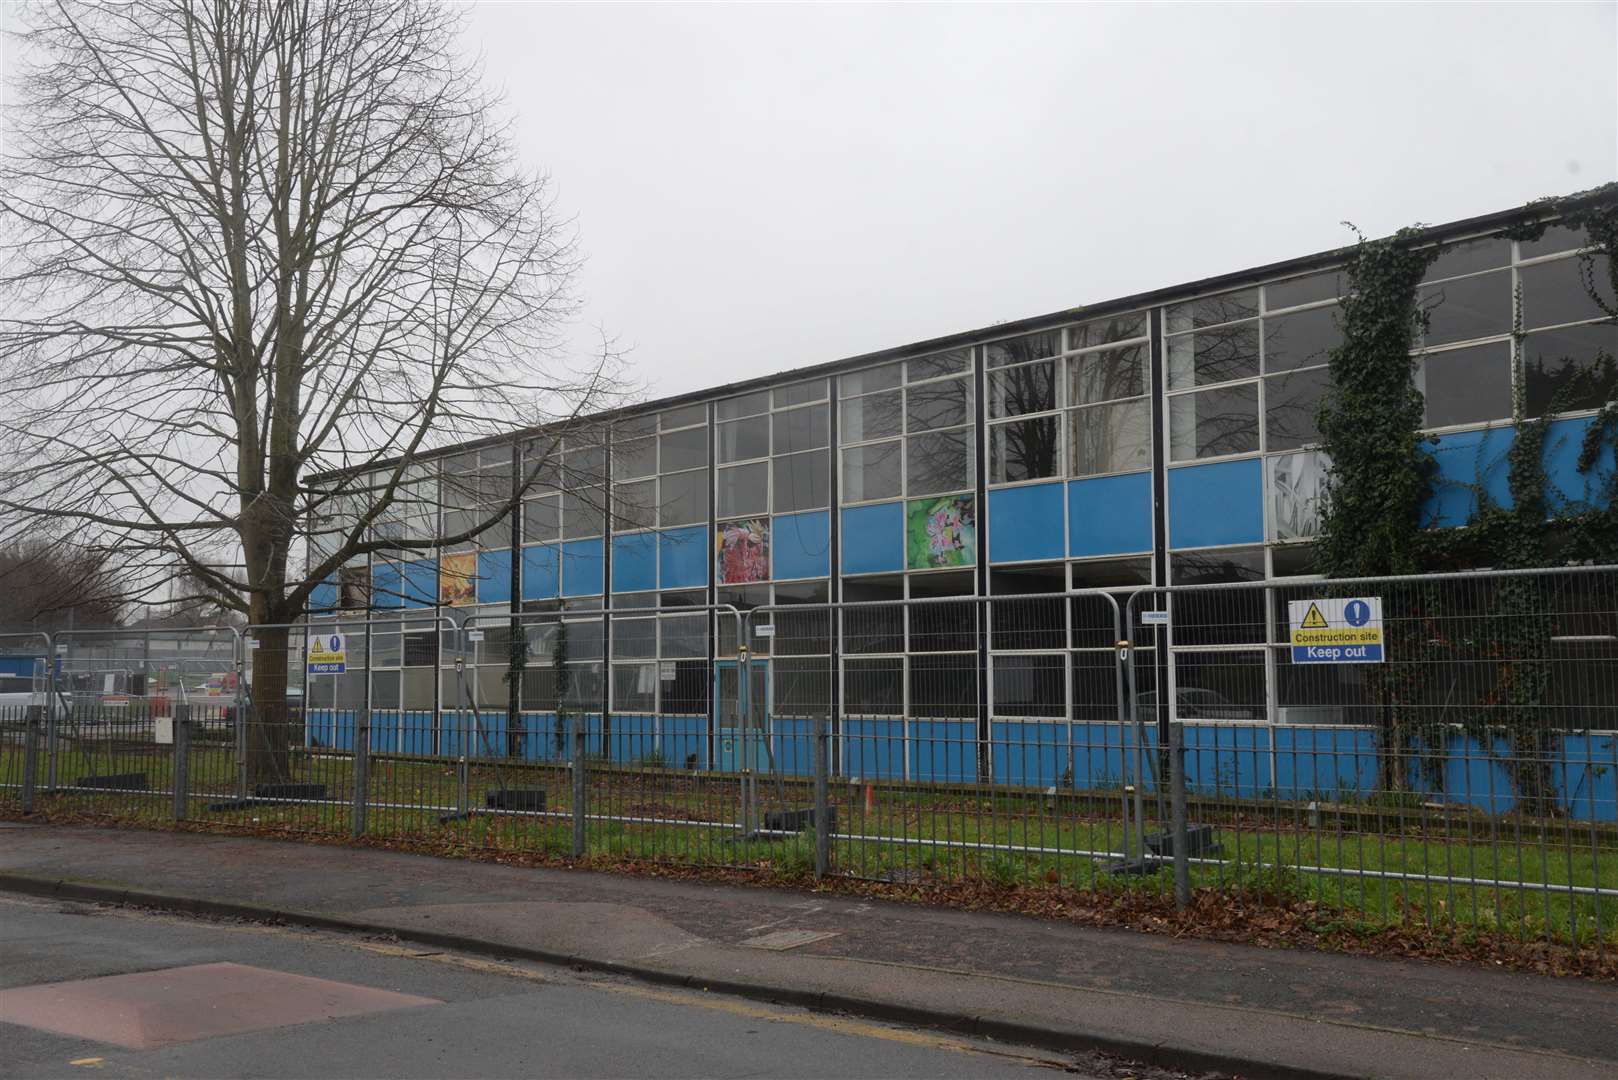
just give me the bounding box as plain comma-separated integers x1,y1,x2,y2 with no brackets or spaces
1314,183,1618,810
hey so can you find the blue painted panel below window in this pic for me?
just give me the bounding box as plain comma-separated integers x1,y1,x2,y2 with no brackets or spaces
1558,734,1618,822
773,510,831,580
1273,725,1377,801
1545,416,1617,514
988,483,1066,563
612,532,659,593
372,563,404,609
310,576,338,613
840,502,904,575
1423,426,1514,528
1183,724,1269,798
400,559,438,608
1167,460,1263,549
561,538,604,597
662,715,710,771
659,526,709,589
1068,473,1153,557
772,717,816,777
990,721,1065,787
478,550,513,605
842,717,905,780
607,714,658,763
911,721,975,783
520,544,560,600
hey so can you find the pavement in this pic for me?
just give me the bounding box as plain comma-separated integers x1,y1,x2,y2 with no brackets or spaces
1,821,1614,1080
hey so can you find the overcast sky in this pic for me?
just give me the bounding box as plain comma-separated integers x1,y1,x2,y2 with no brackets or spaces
462,1,1616,402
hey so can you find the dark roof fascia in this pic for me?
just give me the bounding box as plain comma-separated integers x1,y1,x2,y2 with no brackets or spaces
307,196,1592,485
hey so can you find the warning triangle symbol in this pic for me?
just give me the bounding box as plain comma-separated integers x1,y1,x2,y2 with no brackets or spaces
1300,602,1329,630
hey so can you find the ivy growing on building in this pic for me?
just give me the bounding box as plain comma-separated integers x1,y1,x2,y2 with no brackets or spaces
1314,184,1618,809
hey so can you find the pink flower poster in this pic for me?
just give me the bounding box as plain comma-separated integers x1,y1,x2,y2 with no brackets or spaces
716,518,770,584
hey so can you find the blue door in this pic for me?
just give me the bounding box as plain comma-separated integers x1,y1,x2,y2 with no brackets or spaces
715,659,770,772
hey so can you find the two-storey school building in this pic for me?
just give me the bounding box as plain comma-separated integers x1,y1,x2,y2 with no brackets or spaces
303,197,1617,812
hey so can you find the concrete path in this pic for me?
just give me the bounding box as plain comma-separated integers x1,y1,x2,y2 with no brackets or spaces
1,822,1613,1079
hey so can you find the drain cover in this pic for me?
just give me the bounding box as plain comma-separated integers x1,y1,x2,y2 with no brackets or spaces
739,929,839,951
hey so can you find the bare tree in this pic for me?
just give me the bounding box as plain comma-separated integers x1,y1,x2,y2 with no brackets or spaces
0,0,620,781
0,540,126,634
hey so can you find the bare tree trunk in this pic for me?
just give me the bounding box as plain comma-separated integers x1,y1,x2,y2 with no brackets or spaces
247,621,294,786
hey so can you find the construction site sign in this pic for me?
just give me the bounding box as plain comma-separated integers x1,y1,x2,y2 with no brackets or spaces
306,633,347,675
1288,597,1383,664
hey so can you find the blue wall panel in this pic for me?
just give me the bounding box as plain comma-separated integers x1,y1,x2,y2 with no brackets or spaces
400,559,438,608
772,717,816,777
842,718,905,780
1273,725,1377,801
1167,460,1263,549
987,483,1066,564
990,721,1065,787
310,576,339,612
1068,473,1153,557
662,715,709,770
561,538,604,597
520,544,560,600
1544,416,1617,514
841,502,904,575
1182,723,1269,797
911,721,975,783
773,510,831,580
608,714,659,763
612,532,659,593
1557,734,1618,822
659,526,709,589
1424,427,1515,527
1072,722,1131,791
477,549,513,605
371,562,404,609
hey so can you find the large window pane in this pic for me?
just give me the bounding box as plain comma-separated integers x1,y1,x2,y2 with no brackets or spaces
845,658,902,715
842,576,903,653
613,478,656,531
773,580,831,655
612,616,656,659
1168,384,1260,460
660,426,708,471
773,449,828,512
1166,289,1259,334
774,658,831,717
1070,345,1145,405
1420,342,1512,428
717,416,769,463
1425,236,1510,282
717,461,768,517
1520,254,1616,330
611,662,657,712
1263,305,1342,373
1265,270,1342,311
989,417,1061,484
1167,323,1260,389
839,362,902,397
987,360,1056,418
1420,270,1511,346
661,403,708,430
840,390,902,443
562,488,604,538
773,380,827,409
716,391,770,420
660,612,708,657
1264,366,1330,451
1522,323,1618,416
658,469,709,526
1068,311,1148,350
613,436,656,481
841,441,902,503
907,349,970,380
772,404,828,454
985,330,1060,368
910,654,976,719
906,377,970,431
1070,400,1151,476
992,654,1065,718
907,428,972,494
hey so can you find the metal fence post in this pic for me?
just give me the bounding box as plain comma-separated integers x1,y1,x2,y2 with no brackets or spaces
352,707,370,840
813,713,829,879
21,704,41,813
571,710,586,858
171,703,190,821
1169,720,1190,908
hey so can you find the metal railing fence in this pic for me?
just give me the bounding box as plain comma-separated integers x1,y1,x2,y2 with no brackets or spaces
2,567,1614,948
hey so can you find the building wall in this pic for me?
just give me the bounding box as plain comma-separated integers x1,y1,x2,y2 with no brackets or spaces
305,221,1616,771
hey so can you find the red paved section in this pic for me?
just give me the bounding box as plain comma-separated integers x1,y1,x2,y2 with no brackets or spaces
0,961,439,1049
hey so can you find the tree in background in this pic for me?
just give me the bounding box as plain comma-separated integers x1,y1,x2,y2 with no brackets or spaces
0,0,619,782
